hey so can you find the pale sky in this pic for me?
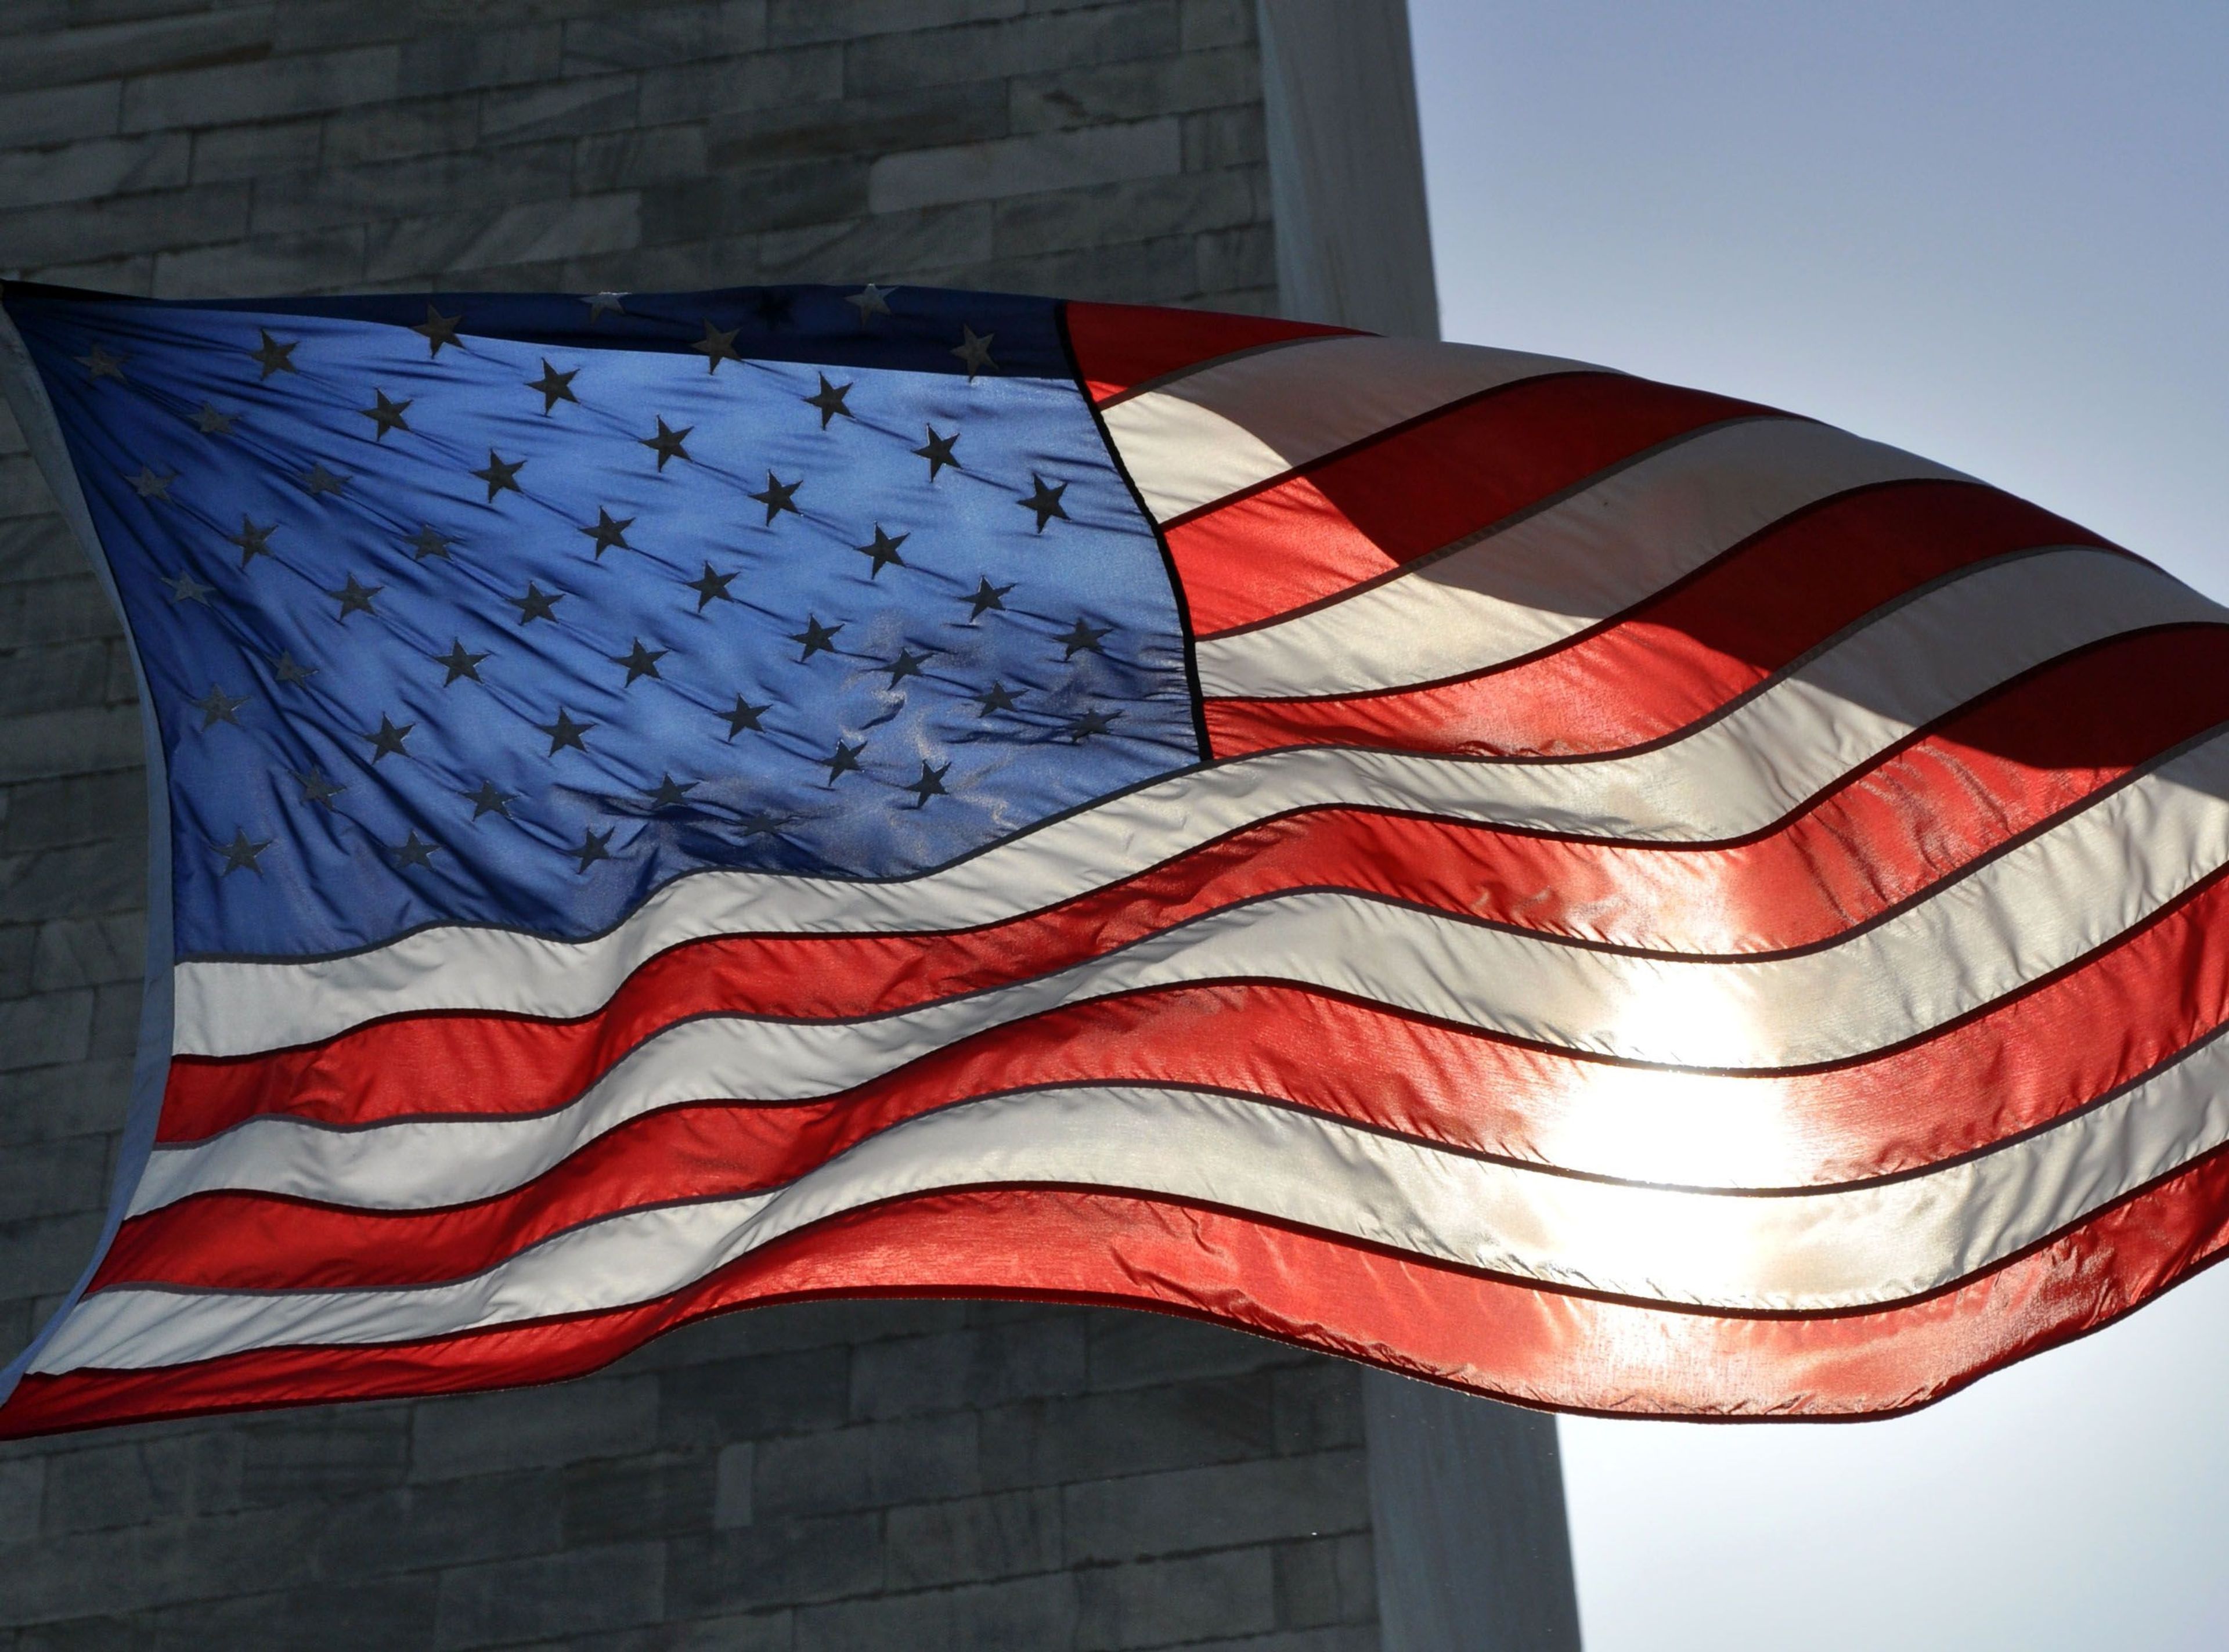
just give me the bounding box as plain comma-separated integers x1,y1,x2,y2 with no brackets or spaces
1406,4,2229,1647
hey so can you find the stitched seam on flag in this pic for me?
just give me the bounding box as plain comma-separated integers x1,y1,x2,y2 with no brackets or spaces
1092,331,1358,410
1151,366,1620,536
1058,299,1213,761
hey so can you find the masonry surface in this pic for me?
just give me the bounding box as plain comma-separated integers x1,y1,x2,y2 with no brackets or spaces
0,3,1379,1646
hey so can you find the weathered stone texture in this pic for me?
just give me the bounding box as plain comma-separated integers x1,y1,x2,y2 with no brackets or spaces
0,2,1359,1646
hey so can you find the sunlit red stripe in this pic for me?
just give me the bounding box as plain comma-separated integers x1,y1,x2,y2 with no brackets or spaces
1170,374,1772,636
1203,482,2122,757
17,1139,2229,1438
1062,300,1355,405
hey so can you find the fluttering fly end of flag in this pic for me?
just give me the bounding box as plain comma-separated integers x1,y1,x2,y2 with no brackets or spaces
3,278,2226,1436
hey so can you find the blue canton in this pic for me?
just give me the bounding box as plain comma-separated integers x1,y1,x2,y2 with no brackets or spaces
10,285,1203,959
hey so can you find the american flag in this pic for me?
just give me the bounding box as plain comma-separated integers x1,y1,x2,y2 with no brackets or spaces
3,279,2226,1435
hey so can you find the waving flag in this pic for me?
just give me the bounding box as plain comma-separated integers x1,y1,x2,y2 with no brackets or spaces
4,280,2227,1436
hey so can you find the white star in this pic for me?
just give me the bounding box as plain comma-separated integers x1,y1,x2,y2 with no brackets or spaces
581,291,626,321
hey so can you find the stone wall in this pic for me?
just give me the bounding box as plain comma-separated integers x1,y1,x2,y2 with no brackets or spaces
0,3,1402,1646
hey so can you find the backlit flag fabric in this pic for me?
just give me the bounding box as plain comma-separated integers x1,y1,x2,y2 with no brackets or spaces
3,282,2227,1436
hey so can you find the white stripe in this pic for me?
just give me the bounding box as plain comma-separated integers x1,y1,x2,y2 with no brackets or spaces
1101,335,1602,523
171,550,2221,1058
44,1019,2229,1372
137,721,2229,1214
1193,417,1968,698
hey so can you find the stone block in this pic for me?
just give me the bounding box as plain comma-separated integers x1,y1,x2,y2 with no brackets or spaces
0,460,55,524
187,117,322,184
768,0,1022,46
707,80,1007,167
409,1376,659,1481
30,912,142,993
507,1610,796,1652
119,46,401,131
1179,1631,1377,1652
794,1572,1074,1652
994,167,1254,259
0,520,78,587
307,1469,568,1579
0,841,145,924
560,1453,716,1545
753,203,993,285
655,1345,850,1448
885,1486,1061,1589
150,226,369,299
431,1541,665,1649
574,123,709,193
563,1,770,73
1088,1312,1306,1393
0,184,251,271
0,1502,320,1623
0,1207,102,1298
1196,218,1274,291
0,922,30,998
849,1316,1086,1420
39,1427,246,1536
1271,1362,1364,1455
1183,104,1265,171
713,1440,752,1528
0,643,109,722
753,1412,978,1518
1009,43,1258,134
0,83,120,149
0,990,92,1073
0,9,277,100
250,143,574,235
937,228,1198,304
480,74,640,145
19,253,156,296
0,135,190,211
665,1511,882,1615
6,773,144,857
869,116,1180,212
1271,1532,1375,1630
843,5,1181,96
0,1131,109,1222
1061,1450,1369,1564
0,1455,42,1545
27,1577,444,1652
322,92,479,165
640,158,866,243
0,1055,134,1147
396,25,561,96
237,1408,412,1506
1077,1547,1276,1650
0,580,117,654
638,45,842,124
362,193,640,282
978,1373,1279,1492
1181,0,1254,51
85,979,143,1058
0,706,141,790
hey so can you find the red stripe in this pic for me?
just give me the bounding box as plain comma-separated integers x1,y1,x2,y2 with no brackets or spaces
1203,482,2122,758
1062,301,1356,405
14,1144,2229,1437
116,849,2229,1295
158,622,2229,1147
1172,374,1773,636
